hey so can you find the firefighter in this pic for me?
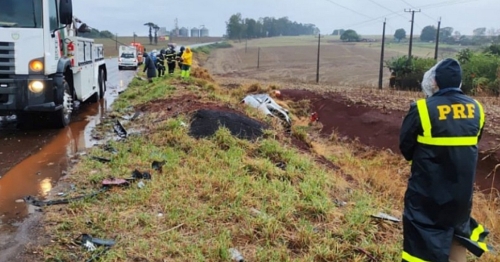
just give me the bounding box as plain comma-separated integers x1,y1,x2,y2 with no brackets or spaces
176,46,185,70
180,46,192,79
156,49,166,77
165,44,177,75
399,58,492,262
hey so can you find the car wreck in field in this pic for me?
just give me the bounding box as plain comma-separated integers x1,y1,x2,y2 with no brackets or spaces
241,94,291,127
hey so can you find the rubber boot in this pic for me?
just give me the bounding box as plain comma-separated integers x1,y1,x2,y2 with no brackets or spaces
185,69,190,79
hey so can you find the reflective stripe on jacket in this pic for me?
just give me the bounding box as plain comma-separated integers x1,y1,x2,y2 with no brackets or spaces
399,88,492,262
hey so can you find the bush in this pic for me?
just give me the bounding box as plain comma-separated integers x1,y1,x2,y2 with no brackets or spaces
460,52,500,95
385,56,435,90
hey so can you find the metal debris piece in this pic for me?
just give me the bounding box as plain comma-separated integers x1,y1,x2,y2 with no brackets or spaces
371,212,401,223
229,248,244,262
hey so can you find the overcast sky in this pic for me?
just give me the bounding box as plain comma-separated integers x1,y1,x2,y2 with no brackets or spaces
74,0,499,37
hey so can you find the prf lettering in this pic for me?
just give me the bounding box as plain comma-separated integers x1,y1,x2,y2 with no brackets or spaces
437,103,475,120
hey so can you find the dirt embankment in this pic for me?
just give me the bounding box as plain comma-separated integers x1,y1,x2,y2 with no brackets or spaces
279,89,500,192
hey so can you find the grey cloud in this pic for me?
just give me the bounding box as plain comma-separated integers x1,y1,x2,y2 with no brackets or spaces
73,0,500,36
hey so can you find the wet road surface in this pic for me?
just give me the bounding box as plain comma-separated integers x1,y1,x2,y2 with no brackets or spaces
0,58,136,228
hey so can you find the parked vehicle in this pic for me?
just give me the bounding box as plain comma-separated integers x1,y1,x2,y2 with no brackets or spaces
130,42,144,65
0,0,107,128
118,45,138,70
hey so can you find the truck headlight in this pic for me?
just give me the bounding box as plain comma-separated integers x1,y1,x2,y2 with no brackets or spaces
29,81,44,93
29,60,44,72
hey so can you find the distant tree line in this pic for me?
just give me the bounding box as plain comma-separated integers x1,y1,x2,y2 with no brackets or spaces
390,26,500,46
226,13,319,40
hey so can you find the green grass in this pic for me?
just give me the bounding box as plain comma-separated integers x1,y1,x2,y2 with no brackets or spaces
36,56,500,261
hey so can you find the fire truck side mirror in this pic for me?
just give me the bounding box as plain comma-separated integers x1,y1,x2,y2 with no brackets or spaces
59,0,74,25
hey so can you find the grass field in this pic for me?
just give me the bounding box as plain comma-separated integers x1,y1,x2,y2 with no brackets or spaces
200,36,469,88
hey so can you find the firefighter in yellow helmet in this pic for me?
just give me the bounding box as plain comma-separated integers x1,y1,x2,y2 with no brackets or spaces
180,46,192,79
399,58,492,262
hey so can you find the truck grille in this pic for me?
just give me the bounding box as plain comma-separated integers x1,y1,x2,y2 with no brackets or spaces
0,41,15,85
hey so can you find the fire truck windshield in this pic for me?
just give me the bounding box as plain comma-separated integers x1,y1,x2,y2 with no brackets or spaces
0,0,43,28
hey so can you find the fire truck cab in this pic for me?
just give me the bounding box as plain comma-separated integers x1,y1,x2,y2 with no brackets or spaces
0,0,107,128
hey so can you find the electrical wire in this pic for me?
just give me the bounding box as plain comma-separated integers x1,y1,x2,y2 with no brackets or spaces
322,0,374,19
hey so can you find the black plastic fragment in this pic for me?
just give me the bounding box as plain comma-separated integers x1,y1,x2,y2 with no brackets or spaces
152,160,166,173
91,156,111,163
113,120,127,138
132,169,152,180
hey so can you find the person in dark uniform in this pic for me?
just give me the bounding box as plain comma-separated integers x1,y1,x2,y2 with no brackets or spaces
142,52,156,83
399,58,492,262
176,46,185,70
156,49,166,77
165,44,177,75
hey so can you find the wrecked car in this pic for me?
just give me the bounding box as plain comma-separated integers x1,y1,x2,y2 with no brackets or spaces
242,94,291,126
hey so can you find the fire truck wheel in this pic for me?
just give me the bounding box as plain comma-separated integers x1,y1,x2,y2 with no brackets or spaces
99,69,106,98
52,81,72,128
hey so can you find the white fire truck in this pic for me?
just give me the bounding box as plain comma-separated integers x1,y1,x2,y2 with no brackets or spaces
0,0,107,128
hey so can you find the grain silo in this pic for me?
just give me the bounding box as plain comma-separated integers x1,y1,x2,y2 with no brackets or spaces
200,27,209,37
179,27,189,37
191,27,200,37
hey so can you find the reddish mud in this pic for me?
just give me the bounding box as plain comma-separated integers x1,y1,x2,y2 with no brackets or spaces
279,89,500,192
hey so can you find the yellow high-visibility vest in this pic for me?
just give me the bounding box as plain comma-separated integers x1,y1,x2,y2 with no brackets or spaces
416,99,485,146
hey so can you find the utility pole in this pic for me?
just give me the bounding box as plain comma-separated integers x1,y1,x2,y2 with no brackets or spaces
257,47,260,69
434,17,442,60
133,32,136,43
316,33,321,83
378,19,386,89
404,9,421,62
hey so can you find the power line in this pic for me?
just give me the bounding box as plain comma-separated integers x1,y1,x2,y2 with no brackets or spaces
322,0,374,19
368,0,408,20
398,0,437,21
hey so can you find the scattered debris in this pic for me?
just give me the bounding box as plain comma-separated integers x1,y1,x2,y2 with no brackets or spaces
76,233,115,262
242,94,291,126
275,161,287,170
102,178,130,188
189,109,266,140
229,248,244,262
334,199,347,207
249,208,262,217
151,160,166,173
113,120,128,138
103,144,118,154
371,212,401,223
91,156,111,163
132,169,152,180
354,247,378,262
310,112,319,123
24,189,107,207
137,181,146,189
